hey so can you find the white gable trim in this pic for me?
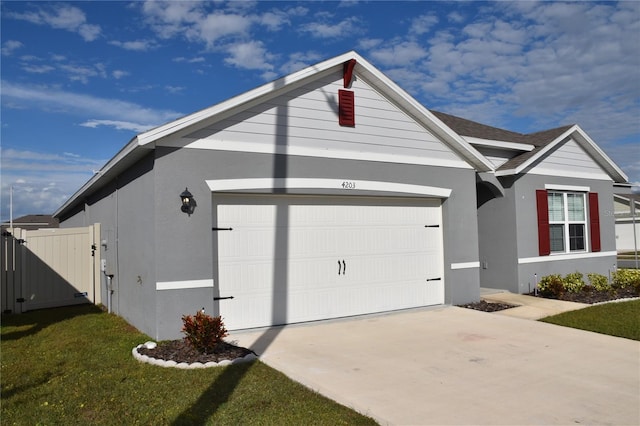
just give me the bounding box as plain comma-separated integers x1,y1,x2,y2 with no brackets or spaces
206,178,452,198
496,125,627,182
464,136,535,152
184,139,472,169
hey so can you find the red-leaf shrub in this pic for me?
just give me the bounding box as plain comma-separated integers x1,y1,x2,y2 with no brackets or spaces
181,311,228,353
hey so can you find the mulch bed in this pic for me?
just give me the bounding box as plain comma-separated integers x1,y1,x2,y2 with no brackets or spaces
528,286,638,304
457,300,517,312
459,286,639,313
137,340,255,364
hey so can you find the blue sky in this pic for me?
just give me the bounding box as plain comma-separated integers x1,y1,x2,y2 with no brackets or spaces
1,1,639,221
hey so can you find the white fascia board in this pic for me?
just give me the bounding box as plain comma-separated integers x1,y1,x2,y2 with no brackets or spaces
137,51,359,147
54,137,148,217
464,136,535,152
571,126,628,183
494,168,517,177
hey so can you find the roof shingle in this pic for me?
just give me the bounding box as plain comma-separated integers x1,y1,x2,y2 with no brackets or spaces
430,110,574,172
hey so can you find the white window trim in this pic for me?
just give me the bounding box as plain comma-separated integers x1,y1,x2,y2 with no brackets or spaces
544,184,590,192
548,191,589,254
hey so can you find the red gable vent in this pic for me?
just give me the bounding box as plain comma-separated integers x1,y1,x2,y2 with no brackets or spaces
338,89,355,127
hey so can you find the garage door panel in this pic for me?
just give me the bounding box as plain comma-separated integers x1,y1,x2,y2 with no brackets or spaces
215,195,443,330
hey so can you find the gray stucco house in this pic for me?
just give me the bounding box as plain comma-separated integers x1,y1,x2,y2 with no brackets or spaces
54,51,629,340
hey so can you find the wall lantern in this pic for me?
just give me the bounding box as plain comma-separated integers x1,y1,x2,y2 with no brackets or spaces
180,188,196,215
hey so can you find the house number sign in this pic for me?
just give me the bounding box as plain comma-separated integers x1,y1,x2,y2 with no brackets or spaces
341,181,356,189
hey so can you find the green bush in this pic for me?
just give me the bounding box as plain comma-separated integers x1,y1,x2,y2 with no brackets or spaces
587,273,611,292
563,272,585,293
611,269,640,290
538,274,565,297
181,310,228,353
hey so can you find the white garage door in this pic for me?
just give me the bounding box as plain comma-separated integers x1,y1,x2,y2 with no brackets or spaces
214,195,443,330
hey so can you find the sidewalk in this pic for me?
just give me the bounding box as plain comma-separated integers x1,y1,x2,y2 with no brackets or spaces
480,288,589,320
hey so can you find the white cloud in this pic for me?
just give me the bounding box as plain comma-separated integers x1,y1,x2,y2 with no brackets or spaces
112,70,129,79
0,148,106,219
1,40,23,56
109,39,157,51
140,1,202,39
299,16,360,39
1,80,182,130
164,85,185,94
369,41,429,67
173,56,206,63
141,1,253,47
7,4,101,41
410,14,439,36
79,119,152,133
258,10,290,31
189,12,252,47
224,41,275,72
358,38,383,50
447,11,465,24
140,1,281,73
58,63,107,84
279,51,323,75
23,64,55,74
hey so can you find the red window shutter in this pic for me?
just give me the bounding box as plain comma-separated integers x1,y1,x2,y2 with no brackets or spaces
338,89,355,126
589,192,601,252
536,190,550,256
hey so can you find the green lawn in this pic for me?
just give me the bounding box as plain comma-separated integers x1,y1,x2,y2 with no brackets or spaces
1,305,377,425
540,299,640,340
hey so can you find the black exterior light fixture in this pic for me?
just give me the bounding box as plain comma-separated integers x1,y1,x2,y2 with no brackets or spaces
180,188,196,215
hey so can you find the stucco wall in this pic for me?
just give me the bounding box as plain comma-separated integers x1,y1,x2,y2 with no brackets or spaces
59,154,158,338
513,174,617,293
152,147,480,339
477,177,519,292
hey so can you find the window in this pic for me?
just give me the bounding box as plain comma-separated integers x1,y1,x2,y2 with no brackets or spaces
547,191,587,253
536,189,600,256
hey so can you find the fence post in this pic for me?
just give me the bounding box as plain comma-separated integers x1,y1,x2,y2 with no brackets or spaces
92,224,102,305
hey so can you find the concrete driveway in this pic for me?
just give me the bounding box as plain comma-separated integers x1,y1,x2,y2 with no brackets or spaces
230,306,640,425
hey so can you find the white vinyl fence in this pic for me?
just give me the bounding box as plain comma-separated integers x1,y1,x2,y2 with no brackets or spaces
1,224,101,313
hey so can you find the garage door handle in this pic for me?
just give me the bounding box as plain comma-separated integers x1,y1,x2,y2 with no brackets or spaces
338,260,346,275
